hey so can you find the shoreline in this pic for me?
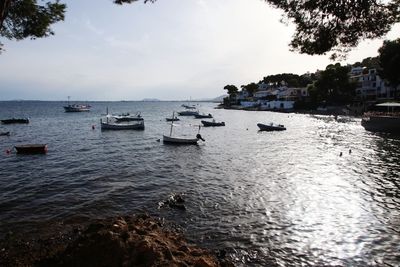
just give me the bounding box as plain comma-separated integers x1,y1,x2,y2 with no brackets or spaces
216,104,360,117
0,214,233,267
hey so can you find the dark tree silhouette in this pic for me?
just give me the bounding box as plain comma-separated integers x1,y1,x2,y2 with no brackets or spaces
378,38,400,99
1,0,399,55
266,0,400,58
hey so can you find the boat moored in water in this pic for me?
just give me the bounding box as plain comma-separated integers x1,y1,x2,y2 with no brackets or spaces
361,102,400,133
195,113,213,119
177,110,199,116
15,144,48,154
63,96,91,112
257,123,286,131
0,131,10,136
201,120,225,127
1,118,29,124
163,112,205,145
114,112,143,122
166,117,180,122
64,104,91,112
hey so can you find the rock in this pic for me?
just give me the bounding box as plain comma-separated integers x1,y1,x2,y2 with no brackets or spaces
0,214,229,267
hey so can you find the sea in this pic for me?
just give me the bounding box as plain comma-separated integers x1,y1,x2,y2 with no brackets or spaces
0,101,399,266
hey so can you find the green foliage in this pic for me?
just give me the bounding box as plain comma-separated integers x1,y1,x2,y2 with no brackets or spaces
262,73,314,87
265,0,400,57
223,85,238,98
378,38,400,90
0,0,66,52
241,83,258,97
313,63,356,104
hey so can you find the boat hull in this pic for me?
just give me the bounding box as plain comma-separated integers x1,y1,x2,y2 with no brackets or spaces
15,144,47,154
101,122,145,130
201,120,225,127
361,116,400,133
195,114,213,119
257,123,286,131
177,111,199,116
166,118,180,122
64,105,91,112
162,135,198,145
1,118,29,124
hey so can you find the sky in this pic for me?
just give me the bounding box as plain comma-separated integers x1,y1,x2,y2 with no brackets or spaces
0,0,399,101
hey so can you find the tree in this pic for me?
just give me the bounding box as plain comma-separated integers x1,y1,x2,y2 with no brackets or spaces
266,0,400,58
378,38,400,99
1,0,399,56
241,82,259,97
313,63,356,104
0,0,66,52
223,84,238,100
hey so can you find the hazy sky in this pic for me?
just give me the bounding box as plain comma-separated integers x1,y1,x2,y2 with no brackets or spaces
0,0,399,101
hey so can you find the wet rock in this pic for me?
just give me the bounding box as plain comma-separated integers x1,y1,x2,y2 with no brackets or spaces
0,214,229,267
159,193,187,210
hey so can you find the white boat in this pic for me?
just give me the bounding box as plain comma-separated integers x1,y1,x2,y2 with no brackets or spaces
63,96,91,112
257,123,286,131
113,112,143,122
163,112,205,145
181,104,196,109
162,134,199,144
100,108,144,130
361,102,400,133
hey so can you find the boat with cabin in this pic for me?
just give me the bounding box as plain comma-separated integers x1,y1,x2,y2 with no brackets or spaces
181,104,196,109
63,96,91,112
114,112,143,122
361,102,400,133
100,108,144,130
257,123,286,131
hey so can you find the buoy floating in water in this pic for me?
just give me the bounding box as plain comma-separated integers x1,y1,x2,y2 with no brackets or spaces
5,149,11,154
92,125,95,130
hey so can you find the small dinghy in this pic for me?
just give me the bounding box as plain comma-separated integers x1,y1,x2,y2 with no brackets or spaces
201,120,225,127
15,144,48,154
257,123,286,131
195,113,213,119
177,110,199,116
166,116,180,122
1,118,29,124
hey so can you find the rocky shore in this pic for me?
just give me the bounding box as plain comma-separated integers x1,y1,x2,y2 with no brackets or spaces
0,214,232,267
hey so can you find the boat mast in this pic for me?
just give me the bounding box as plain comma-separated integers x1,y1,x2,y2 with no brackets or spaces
169,111,174,136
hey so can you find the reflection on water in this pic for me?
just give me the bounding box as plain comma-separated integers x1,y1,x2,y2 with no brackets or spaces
0,101,400,266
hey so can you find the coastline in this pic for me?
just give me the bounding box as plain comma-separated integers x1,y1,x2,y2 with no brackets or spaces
0,214,232,267
215,104,356,116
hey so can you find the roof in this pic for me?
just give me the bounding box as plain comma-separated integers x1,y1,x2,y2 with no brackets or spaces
376,102,400,107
